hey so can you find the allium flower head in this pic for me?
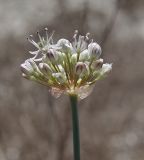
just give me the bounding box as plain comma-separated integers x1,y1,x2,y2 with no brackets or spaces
21,29,112,99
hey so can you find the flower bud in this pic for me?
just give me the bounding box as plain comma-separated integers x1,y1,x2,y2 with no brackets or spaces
96,58,103,67
39,63,52,75
46,49,58,62
101,63,112,74
79,49,89,61
57,39,72,53
28,59,39,71
91,58,103,69
57,52,66,63
22,73,36,81
22,73,28,78
52,73,66,83
75,62,87,75
88,42,101,59
71,53,77,65
57,39,69,46
20,59,34,76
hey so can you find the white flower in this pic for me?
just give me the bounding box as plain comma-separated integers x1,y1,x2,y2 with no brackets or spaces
72,31,90,52
21,30,112,99
27,29,57,62
57,39,73,53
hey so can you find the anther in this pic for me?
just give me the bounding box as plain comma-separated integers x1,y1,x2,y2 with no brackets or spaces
44,27,48,31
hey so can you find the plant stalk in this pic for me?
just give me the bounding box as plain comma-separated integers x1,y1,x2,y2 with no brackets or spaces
69,94,80,160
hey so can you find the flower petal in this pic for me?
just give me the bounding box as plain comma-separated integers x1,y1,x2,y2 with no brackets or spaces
76,84,95,99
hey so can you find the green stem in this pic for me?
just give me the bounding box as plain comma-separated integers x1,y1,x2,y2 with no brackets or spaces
69,94,80,160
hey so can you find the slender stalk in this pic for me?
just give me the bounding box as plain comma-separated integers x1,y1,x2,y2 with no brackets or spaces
69,94,80,160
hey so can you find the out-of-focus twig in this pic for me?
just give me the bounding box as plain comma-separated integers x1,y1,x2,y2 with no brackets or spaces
80,1,89,34
58,0,67,16
100,0,125,52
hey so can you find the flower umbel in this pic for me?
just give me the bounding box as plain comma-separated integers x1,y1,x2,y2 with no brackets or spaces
21,29,112,99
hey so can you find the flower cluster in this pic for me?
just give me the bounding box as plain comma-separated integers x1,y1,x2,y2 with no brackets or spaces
21,29,112,99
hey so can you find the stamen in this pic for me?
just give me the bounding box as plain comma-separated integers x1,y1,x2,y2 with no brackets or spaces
85,36,89,43
29,51,38,55
74,30,78,35
85,32,90,43
77,35,84,49
72,30,79,50
80,36,87,51
81,36,84,40
33,58,43,62
72,35,77,49
27,35,39,49
37,31,44,46
45,27,49,42
86,32,90,37
44,27,48,31
29,34,33,39
48,31,55,44
78,35,81,43
73,34,77,41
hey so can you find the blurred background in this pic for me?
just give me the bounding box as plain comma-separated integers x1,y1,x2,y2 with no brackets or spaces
0,0,144,160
